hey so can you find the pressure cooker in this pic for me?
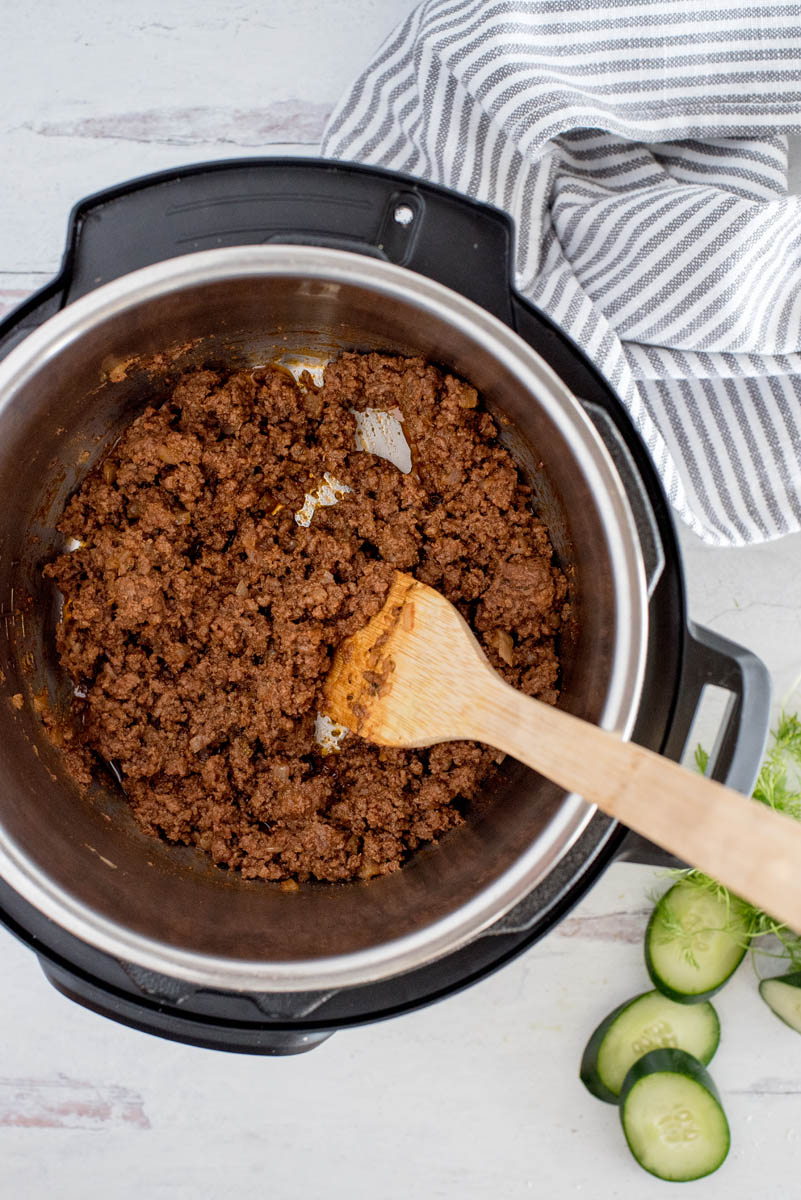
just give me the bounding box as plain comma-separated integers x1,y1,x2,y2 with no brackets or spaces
0,159,770,1053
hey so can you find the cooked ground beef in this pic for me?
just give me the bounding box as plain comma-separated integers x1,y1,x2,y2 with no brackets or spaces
45,352,569,882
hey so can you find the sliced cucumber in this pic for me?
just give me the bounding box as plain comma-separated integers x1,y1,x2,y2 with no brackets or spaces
619,1049,730,1182
759,971,801,1033
646,880,750,1002
580,990,720,1103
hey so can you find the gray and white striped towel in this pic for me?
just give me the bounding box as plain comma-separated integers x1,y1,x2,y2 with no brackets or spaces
322,0,801,545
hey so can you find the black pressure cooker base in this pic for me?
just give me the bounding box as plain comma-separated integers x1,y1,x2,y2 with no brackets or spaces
0,158,770,1053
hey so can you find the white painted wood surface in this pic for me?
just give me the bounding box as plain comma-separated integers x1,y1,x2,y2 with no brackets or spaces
3,3,801,1196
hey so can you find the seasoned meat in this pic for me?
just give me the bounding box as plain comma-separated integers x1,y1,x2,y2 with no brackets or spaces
45,352,569,882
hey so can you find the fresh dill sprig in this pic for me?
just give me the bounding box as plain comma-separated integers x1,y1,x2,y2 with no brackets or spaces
752,712,801,821
651,878,757,966
652,897,702,969
654,714,801,976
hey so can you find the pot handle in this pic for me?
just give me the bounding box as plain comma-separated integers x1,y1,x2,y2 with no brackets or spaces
617,621,772,867
37,958,334,1055
23,159,517,321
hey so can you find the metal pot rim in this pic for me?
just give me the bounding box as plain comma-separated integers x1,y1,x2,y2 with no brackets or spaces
0,245,648,991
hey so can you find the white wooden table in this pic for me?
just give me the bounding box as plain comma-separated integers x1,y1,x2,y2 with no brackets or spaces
3,4,801,1196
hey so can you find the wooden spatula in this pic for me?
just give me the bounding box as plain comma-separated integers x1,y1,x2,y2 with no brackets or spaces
325,571,801,931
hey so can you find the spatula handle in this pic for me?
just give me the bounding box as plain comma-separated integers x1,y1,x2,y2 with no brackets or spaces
464,669,801,930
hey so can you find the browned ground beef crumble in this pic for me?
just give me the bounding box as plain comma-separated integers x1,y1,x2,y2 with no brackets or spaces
45,353,568,882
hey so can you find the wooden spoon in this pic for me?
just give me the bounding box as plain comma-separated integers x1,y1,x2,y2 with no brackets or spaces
325,571,801,931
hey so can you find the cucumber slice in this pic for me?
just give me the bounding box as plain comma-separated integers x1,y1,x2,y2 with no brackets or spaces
620,1049,730,1182
759,971,801,1032
580,990,720,1103
646,880,750,1002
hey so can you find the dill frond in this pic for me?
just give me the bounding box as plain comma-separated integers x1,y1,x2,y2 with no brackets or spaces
677,714,801,976
694,744,710,775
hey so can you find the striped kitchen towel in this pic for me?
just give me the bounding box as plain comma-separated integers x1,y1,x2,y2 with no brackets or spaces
322,0,801,545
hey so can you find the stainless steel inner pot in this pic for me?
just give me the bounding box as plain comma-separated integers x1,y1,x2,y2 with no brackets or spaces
0,246,647,991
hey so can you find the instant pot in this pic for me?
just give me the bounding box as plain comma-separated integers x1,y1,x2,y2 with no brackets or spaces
0,159,770,1054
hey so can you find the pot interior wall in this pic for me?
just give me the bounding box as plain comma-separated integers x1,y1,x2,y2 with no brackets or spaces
0,266,624,977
